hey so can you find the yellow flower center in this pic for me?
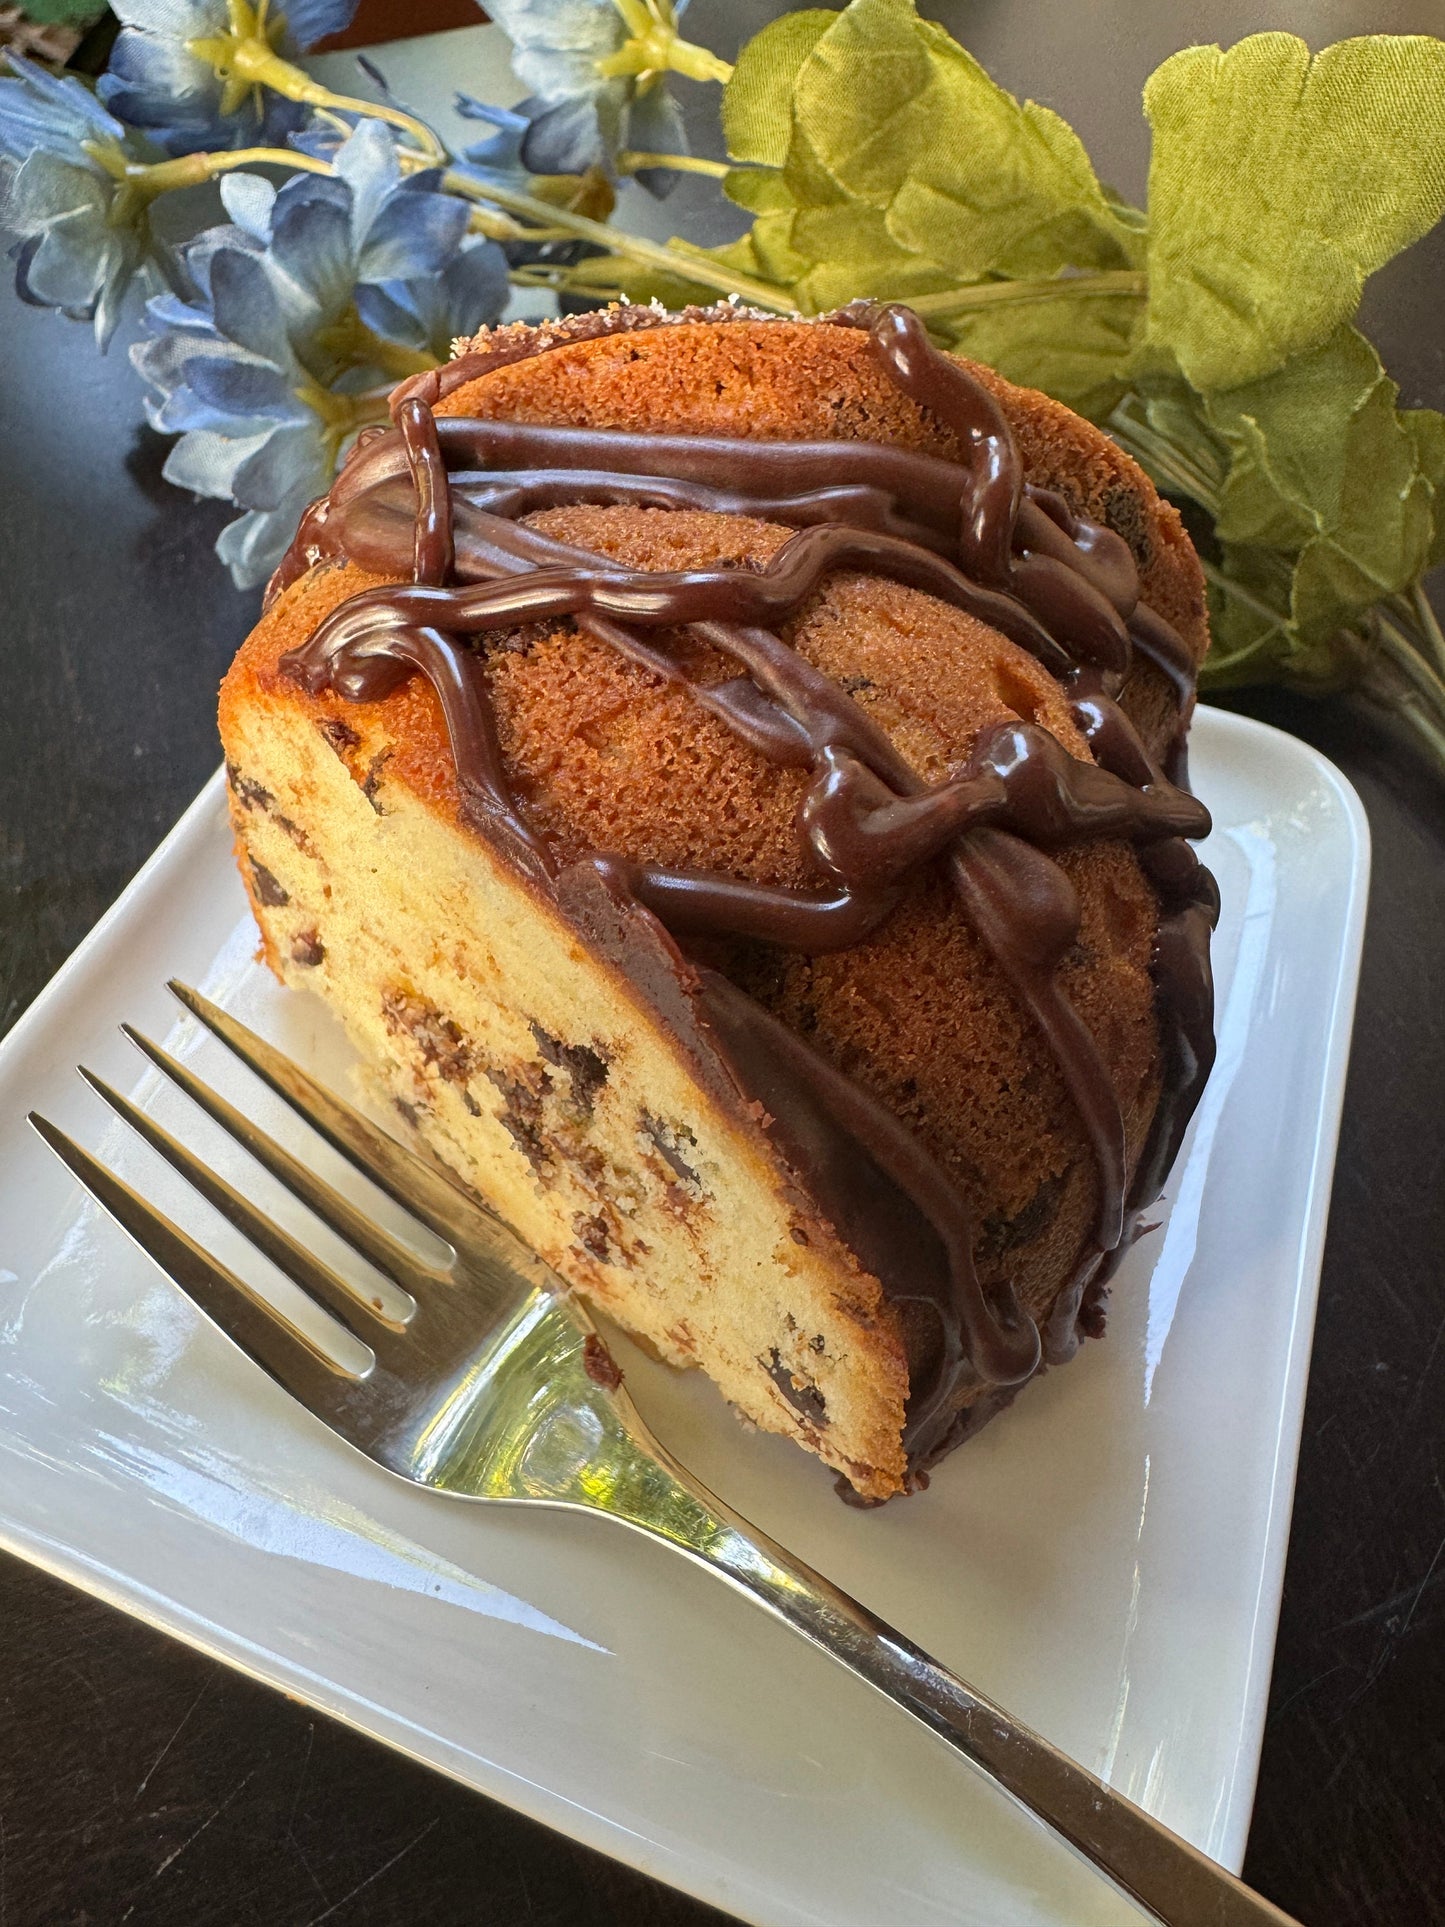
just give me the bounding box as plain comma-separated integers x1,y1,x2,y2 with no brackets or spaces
187,0,300,121
596,0,732,85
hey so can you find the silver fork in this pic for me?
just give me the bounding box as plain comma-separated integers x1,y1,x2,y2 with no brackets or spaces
29,980,1301,1927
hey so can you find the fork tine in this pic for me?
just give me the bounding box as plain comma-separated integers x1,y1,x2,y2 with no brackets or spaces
28,1112,360,1410
167,982,490,1247
121,1026,440,1296
79,1067,409,1343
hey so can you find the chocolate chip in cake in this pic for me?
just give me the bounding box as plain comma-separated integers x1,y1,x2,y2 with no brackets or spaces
279,813,315,855
640,1112,702,1189
318,716,360,755
228,764,274,815
249,858,289,906
574,1212,613,1263
529,1021,609,1113
574,1142,607,1188
230,765,313,853
487,619,553,659
290,930,325,967
382,989,475,1084
486,1068,552,1176
762,1348,828,1428
361,749,392,813
1100,483,1154,569
976,1169,1068,1261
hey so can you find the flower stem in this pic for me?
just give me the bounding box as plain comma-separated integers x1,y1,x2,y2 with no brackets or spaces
186,11,446,162
1375,608,1445,709
616,151,732,179
440,169,796,312
1113,390,1445,780
316,312,437,380
1408,582,1445,681
248,55,446,161
670,45,733,84
1361,611,1445,771
466,209,574,242
1198,558,1289,643
909,269,1147,323
103,143,334,199
1389,699,1445,771
1109,398,1224,515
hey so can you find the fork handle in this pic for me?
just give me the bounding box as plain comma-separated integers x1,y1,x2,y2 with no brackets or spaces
629,1467,1300,1927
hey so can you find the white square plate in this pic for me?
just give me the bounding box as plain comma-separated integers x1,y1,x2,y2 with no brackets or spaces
0,706,1367,1927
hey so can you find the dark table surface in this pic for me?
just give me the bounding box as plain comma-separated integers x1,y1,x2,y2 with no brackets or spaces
3,2,1444,1922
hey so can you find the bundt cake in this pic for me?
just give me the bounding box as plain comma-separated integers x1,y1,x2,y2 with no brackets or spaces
218,300,1217,1503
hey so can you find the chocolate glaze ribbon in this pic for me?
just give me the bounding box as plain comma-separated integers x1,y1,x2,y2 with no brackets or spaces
274,302,1218,1473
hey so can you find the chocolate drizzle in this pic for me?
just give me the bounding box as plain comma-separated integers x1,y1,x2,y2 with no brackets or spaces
397,398,453,586
272,301,1218,1474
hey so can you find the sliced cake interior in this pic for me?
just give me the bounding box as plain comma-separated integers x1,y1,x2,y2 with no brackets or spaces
223,575,914,1497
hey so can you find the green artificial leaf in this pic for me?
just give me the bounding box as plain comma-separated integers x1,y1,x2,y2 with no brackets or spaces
1403,408,1445,567
1142,33,1445,391
1207,325,1440,646
722,10,834,167
717,0,1142,317
1182,324,1445,690
939,284,1143,421
713,172,813,288
1200,542,1310,688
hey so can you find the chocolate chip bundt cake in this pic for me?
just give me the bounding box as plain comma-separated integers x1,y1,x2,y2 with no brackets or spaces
218,300,1217,1502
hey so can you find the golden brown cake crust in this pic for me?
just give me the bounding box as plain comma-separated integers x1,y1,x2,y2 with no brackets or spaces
440,310,1207,718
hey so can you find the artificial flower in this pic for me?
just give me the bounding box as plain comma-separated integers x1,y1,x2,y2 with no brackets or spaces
478,0,696,193
132,121,504,587
354,236,510,362
451,92,614,275
0,57,164,347
99,0,360,158
454,93,532,188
